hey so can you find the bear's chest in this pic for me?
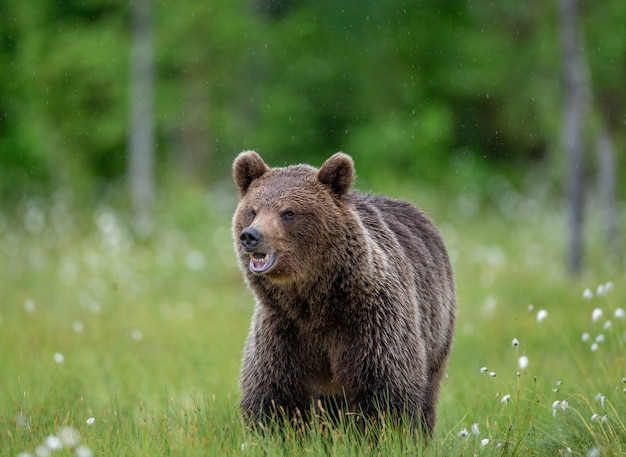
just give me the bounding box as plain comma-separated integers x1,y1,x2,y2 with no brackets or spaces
307,347,344,400
283,293,358,332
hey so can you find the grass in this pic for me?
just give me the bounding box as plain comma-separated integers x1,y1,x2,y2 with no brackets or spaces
0,182,624,456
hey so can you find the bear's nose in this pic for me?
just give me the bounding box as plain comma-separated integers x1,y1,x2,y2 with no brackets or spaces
240,227,262,251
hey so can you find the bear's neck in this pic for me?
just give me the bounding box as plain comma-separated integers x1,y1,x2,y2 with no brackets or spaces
252,256,377,327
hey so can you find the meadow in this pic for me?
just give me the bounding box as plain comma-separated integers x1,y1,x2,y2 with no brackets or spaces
1,181,624,456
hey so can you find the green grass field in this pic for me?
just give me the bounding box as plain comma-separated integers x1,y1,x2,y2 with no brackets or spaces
1,185,624,456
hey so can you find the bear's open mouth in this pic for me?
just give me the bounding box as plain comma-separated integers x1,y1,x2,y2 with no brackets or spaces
248,251,277,274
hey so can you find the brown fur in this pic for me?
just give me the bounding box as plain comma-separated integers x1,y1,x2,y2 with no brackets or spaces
232,151,456,435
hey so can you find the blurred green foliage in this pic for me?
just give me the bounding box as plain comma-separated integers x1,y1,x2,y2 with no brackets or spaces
0,0,624,202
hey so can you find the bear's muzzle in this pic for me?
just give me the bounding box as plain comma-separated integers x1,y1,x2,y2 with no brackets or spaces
240,227,263,251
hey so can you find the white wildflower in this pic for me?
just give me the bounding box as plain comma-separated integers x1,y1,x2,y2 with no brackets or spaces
597,284,606,296
595,334,604,343
489,371,496,377
53,353,64,364
75,446,93,457
591,342,599,352
553,380,563,392
592,308,603,322
72,321,84,333
614,308,625,319
604,281,613,293
501,394,511,403
587,446,600,457
582,332,590,342
536,309,548,323
512,338,519,347
457,428,469,438
561,400,569,411
24,299,36,313
595,393,605,409
35,446,51,457
591,413,600,422
481,438,490,447
88,302,101,314
582,288,593,300
518,355,529,370
603,320,612,330
58,426,80,448
471,422,480,435
480,366,488,373
86,417,95,425
45,435,63,451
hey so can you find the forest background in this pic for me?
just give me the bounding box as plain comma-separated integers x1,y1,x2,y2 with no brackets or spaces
2,0,625,211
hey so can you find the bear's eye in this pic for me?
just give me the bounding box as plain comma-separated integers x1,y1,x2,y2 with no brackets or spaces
281,210,295,221
249,209,257,220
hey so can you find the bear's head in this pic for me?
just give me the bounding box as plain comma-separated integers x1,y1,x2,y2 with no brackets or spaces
232,151,355,284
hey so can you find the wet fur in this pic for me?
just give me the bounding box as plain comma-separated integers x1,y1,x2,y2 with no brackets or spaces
232,151,456,435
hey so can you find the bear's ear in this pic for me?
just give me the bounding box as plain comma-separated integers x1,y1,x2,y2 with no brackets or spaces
233,151,270,196
317,152,355,197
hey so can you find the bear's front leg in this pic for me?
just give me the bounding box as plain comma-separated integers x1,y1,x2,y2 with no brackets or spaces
331,330,429,433
239,309,310,426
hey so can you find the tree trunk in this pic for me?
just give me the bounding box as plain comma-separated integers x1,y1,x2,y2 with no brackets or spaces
128,0,155,232
560,0,585,274
180,69,210,183
596,127,621,259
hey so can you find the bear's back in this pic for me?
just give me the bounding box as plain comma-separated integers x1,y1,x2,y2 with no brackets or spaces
350,191,456,369
351,192,451,275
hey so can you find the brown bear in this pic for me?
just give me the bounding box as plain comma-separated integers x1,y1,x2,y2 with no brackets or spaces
232,151,455,435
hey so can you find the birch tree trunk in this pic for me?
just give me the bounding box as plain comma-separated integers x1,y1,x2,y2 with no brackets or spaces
180,66,210,182
596,127,621,259
560,0,585,274
128,0,155,232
